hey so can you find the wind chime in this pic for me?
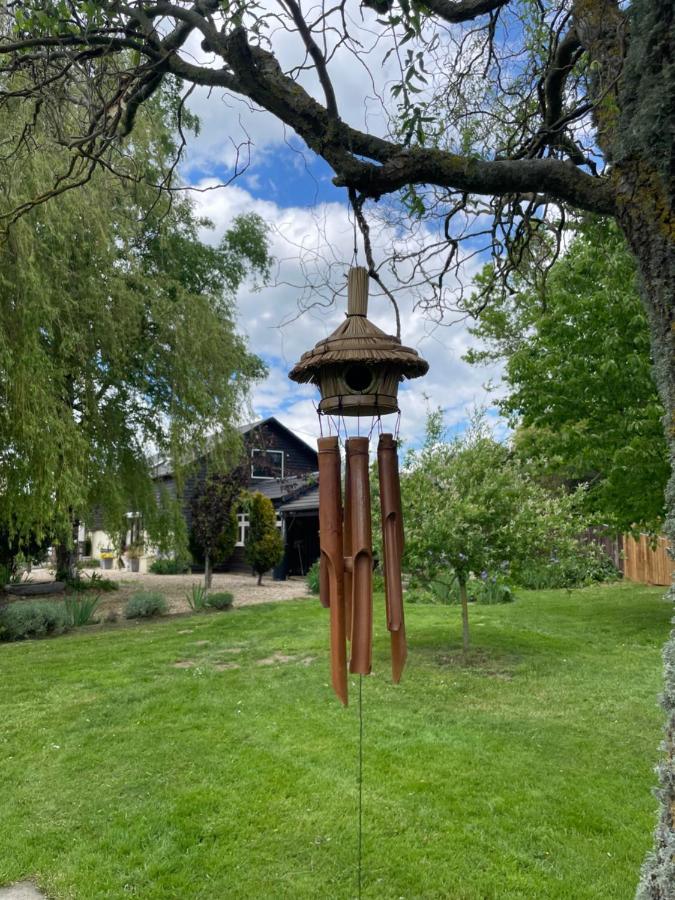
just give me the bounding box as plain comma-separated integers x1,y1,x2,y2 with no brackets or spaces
289,267,428,705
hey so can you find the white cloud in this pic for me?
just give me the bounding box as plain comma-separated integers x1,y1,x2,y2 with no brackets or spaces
193,182,506,448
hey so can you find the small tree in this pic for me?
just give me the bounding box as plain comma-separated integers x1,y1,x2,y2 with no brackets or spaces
191,465,247,590
402,411,583,652
244,493,284,586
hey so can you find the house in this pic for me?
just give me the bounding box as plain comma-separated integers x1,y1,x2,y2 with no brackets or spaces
88,417,320,577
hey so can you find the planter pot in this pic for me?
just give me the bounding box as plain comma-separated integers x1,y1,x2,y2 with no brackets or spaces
102,558,113,571
273,558,288,581
4,581,65,596
130,558,140,573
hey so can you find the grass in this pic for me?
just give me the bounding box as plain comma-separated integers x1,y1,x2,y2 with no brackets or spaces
0,581,670,899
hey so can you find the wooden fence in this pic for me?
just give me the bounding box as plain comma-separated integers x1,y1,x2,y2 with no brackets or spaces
622,533,674,586
581,528,674,586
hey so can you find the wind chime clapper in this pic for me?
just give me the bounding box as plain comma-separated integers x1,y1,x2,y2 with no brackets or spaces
289,266,429,705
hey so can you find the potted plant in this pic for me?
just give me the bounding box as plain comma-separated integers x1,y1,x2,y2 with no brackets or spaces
126,542,144,573
100,548,115,571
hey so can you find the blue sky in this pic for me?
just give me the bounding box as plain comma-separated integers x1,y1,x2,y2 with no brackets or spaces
190,141,344,211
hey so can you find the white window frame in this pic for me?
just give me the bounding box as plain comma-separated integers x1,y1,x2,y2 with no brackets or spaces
251,448,284,480
236,511,284,547
236,512,249,547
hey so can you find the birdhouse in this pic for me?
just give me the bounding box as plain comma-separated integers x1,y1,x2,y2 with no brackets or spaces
288,267,428,416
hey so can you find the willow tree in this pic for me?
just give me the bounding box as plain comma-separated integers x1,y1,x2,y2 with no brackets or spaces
0,0,672,888
0,92,269,568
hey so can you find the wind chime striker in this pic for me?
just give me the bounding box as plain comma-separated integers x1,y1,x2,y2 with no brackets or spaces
289,267,428,705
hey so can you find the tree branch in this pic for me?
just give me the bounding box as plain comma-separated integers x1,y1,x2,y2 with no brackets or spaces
544,28,582,129
280,0,338,119
0,3,618,219
424,0,510,24
205,28,615,215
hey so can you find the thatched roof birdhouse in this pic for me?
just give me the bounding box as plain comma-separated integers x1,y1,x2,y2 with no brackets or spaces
289,267,428,417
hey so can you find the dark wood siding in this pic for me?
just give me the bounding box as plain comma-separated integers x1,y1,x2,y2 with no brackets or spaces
244,421,317,478
150,419,319,573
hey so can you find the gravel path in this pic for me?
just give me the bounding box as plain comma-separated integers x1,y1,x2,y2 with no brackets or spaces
105,569,310,613
17,568,312,618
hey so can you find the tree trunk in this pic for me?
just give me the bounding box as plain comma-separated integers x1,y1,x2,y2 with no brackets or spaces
459,577,470,654
55,520,79,581
257,571,263,586
619,191,675,900
613,2,675,892
204,551,212,590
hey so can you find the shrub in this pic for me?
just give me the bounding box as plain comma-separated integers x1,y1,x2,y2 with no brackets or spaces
0,600,69,641
67,572,118,592
185,583,208,611
513,546,620,590
149,557,190,575
404,572,461,605
405,570,514,605
306,560,320,594
428,571,462,605
206,591,234,610
244,492,284,584
65,593,102,627
125,591,167,619
473,576,515,604
75,558,101,570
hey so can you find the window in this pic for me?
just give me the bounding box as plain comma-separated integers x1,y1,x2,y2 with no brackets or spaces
235,511,284,547
124,512,143,549
251,448,284,479
236,513,249,547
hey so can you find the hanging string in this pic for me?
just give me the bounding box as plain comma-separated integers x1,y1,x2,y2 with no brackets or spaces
357,673,363,900
326,412,342,443
340,413,349,445
352,200,359,266
314,401,324,438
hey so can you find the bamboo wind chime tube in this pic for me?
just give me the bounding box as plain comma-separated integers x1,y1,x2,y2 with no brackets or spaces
317,437,348,705
343,447,353,640
346,437,373,675
377,433,407,683
318,555,330,609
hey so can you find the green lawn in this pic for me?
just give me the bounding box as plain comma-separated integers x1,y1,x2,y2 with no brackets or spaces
0,582,670,899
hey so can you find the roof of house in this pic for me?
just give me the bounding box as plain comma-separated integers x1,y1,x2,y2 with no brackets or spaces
251,473,318,503
278,484,320,513
238,417,317,456
150,416,317,480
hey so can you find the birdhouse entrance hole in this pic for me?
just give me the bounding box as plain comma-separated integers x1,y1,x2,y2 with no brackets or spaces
344,364,372,393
